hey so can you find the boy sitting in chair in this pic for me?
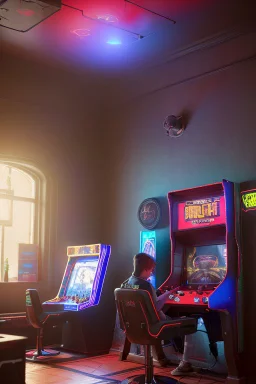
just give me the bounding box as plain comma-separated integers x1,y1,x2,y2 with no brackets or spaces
121,252,205,376
121,252,170,366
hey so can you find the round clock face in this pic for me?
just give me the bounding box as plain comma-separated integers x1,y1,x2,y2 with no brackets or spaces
138,198,161,229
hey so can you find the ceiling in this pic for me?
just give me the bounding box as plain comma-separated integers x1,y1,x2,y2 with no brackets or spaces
1,0,252,76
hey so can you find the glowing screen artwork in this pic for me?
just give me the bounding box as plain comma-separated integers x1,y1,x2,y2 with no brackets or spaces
186,244,227,285
140,231,156,287
65,260,98,302
177,196,225,230
241,190,256,211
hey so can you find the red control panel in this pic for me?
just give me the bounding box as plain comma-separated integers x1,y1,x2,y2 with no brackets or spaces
162,287,213,306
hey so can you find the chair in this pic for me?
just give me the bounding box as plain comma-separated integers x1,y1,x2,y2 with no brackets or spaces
25,289,63,362
115,288,197,384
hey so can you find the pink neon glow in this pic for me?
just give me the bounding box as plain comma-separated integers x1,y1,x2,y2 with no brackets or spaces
16,9,35,17
71,29,91,38
177,195,226,230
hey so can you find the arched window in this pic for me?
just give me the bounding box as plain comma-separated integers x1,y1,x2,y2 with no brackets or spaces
0,161,45,282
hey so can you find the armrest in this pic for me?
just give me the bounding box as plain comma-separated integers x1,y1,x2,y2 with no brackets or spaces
149,317,197,340
39,311,66,325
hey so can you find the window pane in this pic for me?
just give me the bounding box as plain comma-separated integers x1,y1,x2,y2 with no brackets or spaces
0,163,36,199
0,164,10,190
0,198,12,223
10,167,36,199
1,201,35,282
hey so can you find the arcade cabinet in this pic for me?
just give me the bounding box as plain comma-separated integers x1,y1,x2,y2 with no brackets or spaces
158,180,244,384
43,243,111,355
140,231,156,287
240,182,254,380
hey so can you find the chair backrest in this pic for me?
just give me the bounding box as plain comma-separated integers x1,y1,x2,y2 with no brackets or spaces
25,289,44,329
114,288,160,345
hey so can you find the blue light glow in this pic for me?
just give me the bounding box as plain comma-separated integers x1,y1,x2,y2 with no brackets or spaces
107,39,122,45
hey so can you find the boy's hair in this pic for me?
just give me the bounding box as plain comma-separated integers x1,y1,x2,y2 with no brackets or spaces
133,253,156,277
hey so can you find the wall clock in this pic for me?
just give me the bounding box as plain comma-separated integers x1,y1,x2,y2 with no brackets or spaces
137,198,161,229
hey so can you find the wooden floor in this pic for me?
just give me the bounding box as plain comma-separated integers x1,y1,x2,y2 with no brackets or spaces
25,351,225,384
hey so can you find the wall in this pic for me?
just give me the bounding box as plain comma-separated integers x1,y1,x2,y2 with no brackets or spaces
0,49,102,313
102,32,256,380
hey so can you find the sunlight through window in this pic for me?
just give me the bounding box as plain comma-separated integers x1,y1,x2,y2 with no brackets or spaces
0,163,38,282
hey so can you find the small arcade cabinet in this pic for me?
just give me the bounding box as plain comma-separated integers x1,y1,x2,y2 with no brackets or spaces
140,231,157,287
158,180,244,384
43,243,111,355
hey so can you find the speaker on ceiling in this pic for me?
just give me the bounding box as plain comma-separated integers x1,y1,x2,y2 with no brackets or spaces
0,0,61,32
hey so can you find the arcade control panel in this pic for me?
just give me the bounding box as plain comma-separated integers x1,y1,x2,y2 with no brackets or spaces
161,285,215,306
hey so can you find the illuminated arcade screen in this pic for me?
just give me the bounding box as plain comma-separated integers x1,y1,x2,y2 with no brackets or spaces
186,244,227,285
177,196,226,230
65,259,98,302
140,231,156,287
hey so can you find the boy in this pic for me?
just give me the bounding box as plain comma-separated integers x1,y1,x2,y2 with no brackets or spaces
121,253,171,319
121,252,196,375
121,252,222,376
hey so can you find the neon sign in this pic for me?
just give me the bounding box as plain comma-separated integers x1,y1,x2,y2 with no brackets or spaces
241,190,256,211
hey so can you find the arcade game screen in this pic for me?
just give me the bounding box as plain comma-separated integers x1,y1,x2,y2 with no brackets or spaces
185,244,227,285
65,259,98,302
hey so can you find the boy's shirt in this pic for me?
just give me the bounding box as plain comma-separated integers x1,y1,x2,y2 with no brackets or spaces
121,275,166,319
121,275,157,301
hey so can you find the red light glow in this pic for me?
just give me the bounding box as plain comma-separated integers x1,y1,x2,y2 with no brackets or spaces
16,9,35,17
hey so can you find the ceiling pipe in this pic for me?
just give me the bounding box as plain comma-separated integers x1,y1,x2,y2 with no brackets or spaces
124,0,176,24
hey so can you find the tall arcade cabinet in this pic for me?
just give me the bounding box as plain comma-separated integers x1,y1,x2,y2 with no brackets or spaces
161,180,244,384
240,181,256,382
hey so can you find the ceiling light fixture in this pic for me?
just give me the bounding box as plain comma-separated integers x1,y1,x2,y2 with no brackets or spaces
97,14,118,23
106,39,122,45
62,3,144,41
124,0,176,24
71,28,91,38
